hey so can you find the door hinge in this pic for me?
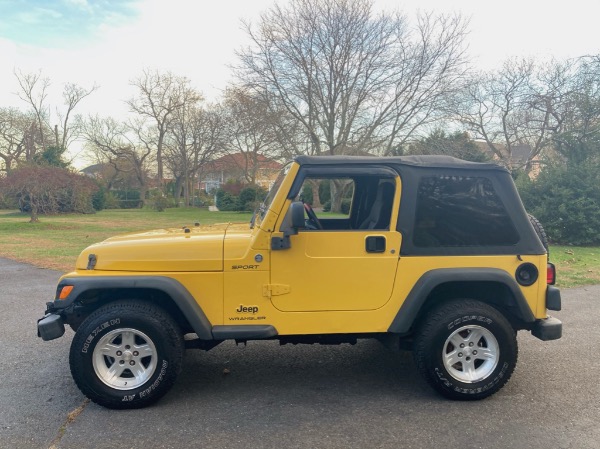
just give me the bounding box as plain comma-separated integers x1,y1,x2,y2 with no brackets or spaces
263,284,291,298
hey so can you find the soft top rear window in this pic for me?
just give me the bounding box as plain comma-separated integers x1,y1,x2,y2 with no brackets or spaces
413,175,519,247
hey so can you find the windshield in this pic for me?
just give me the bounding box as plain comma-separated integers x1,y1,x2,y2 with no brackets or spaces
251,162,292,229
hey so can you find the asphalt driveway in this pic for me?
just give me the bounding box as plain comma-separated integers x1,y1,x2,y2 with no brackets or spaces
1,258,598,449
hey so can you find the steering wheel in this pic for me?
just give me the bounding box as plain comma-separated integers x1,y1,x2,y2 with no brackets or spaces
303,203,323,230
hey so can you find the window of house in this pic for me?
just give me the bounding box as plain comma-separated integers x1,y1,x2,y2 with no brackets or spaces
413,175,519,247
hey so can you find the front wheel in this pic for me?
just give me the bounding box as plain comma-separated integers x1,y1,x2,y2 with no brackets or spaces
413,300,518,400
69,300,184,409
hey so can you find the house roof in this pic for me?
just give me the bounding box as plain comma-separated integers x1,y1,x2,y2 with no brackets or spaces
474,141,532,165
204,153,282,172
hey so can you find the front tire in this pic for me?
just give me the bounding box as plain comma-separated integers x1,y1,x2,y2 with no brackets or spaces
413,300,518,400
69,300,184,409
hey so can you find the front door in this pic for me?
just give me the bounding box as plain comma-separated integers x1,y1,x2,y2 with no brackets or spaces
270,173,401,312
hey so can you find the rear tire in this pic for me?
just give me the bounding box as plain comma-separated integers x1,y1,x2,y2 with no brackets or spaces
69,300,184,409
413,300,517,400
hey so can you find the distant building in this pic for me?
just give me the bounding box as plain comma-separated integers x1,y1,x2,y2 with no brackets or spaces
474,141,541,177
200,153,282,192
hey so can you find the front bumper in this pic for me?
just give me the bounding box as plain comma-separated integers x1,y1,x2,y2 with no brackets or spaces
531,316,562,341
37,313,65,341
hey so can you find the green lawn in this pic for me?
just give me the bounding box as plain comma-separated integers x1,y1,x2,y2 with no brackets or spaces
0,208,598,288
550,246,600,288
0,208,252,271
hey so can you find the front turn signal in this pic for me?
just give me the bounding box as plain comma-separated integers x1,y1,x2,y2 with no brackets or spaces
58,285,74,300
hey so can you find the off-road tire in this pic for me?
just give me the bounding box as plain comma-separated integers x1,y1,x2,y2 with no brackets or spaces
69,300,184,409
413,300,518,400
528,214,549,255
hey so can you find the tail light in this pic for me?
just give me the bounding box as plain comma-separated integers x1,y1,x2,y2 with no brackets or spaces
547,263,556,285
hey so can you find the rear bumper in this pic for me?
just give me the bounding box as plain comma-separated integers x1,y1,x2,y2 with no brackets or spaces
37,313,65,341
531,316,562,341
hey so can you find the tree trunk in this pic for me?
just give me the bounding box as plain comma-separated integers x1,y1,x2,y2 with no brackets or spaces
308,179,322,208
330,180,344,213
139,185,148,208
29,203,39,223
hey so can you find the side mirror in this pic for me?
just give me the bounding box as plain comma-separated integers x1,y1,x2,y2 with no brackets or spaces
271,201,305,250
289,201,306,230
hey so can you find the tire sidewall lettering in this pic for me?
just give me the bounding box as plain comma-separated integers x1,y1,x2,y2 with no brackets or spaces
434,361,509,395
81,318,121,353
447,315,492,331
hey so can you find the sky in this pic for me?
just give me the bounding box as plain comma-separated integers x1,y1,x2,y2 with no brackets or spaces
0,0,598,165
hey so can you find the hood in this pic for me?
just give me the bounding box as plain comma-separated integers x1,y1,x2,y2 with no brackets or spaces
76,223,241,272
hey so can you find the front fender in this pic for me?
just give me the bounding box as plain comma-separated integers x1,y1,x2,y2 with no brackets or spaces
52,276,213,340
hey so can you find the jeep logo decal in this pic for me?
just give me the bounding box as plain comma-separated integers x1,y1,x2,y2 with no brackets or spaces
236,305,259,314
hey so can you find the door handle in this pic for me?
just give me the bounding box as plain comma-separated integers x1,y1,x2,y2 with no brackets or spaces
365,236,386,253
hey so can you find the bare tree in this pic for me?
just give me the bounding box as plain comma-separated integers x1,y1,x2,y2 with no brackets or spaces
14,69,97,167
128,70,201,191
454,58,574,171
549,56,600,165
81,115,153,206
221,87,280,184
166,103,225,206
14,70,52,160
0,108,31,172
236,0,469,158
56,82,98,151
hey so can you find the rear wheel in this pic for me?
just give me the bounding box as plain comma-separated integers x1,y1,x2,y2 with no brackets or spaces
413,300,517,400
69,300,184,409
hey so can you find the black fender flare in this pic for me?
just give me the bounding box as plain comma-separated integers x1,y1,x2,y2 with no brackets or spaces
387,268,536,334
54,276,213,340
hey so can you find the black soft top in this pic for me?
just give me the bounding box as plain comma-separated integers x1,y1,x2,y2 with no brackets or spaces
294,155,508,173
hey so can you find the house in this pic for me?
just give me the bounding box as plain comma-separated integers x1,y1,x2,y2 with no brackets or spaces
200,153,282,192
474,141,541,177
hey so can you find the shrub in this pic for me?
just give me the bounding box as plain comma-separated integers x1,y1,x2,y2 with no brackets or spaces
518,164,600,245
215,185,266,211
112,190,142,209
0,165,98,222
215,189,238,211
238,185,267,211
301,184,313,204
103,192,121,209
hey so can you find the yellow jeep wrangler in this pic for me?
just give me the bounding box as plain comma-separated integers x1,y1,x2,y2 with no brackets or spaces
37,155,562,408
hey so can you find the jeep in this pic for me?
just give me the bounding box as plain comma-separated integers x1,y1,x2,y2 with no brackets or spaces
37,155,562,408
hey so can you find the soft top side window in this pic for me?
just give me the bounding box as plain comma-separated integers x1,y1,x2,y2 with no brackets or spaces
413,175,519,247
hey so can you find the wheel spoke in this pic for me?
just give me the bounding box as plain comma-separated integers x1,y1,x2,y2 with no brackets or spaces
129,363,148,383
476,347,496,361
121,331,136,348
105,363,126,383
135,343,154,357
466,328,484,345
449,333,466,349
97,343,121,358
464,361,477,381
444,350,461,367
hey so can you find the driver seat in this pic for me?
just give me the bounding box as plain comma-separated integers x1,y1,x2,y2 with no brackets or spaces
358,180,395,230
